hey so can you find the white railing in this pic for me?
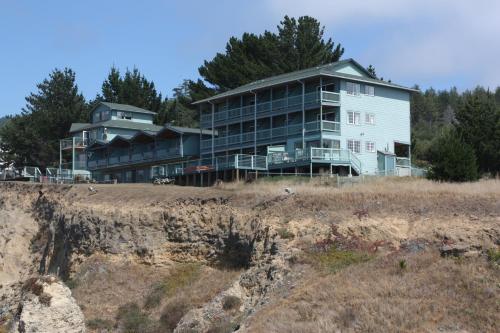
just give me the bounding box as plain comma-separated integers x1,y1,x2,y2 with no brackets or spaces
200,90,340,126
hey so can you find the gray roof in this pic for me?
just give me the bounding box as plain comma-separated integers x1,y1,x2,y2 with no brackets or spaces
99,102,157,115
69,123,91,132
193,58,416,104
69,119,163,133
164,124,214,136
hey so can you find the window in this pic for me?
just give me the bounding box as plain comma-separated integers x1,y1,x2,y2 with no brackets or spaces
347,111,361,125
364,85,375,96
117,111,132,120
347,139,361,153
323,139,340,149
365,113,375,125
365,141,376,152
346,82,361,95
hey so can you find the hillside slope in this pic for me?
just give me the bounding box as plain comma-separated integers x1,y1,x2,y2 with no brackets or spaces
0,178,498,332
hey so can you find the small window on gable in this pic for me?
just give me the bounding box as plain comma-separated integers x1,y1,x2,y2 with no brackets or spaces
364,85,375,96
347,111,361,125
365,113,375,125
347,139,361,153
117,111,132,120
346,82,361,95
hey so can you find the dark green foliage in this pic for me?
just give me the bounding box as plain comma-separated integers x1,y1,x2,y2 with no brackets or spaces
86,318,114,330
366,65,377,78
455,87,500,173
154,80,198,127
100,66,164,114
222,295,241,311
115,302,155,333
427,129,479,182
159,299,189,332
0,68,89,167
191,15,344,95
0,116,9,128
399,259,407,271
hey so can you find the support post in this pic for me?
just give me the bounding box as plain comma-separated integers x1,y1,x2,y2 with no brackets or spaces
299,80,305,150
210,102,215,164
310,163,313,178
253,91,257,155
319,76,323,148
72,137,75,181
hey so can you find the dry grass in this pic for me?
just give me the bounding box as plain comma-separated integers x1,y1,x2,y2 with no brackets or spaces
246,251,500,333
70,254,240,332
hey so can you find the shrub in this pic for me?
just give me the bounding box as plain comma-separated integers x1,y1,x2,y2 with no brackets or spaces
222,295,241,311
207,318,237,333
277,227,295,239
159,298,189,332
38,292,52,306
486,248,500,264
115,302,154,333
309,247,372,273
399,259,408,271
427,128,479,182
86,318,113,330
22,278,43,296
144,264,201,309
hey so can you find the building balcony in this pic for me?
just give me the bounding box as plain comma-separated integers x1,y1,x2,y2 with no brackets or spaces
87,148,183,170
200,91,340,127
200,120,340,153
61,137,89,150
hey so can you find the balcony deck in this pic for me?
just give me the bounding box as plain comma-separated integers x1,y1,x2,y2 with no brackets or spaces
200,120,340,154
200,91,340,128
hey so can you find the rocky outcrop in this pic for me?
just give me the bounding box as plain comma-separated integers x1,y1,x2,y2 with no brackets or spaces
12,276,85,333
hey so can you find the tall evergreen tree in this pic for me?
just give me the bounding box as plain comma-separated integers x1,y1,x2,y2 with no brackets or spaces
0,68,89,167
101,67,164,114
454,87,500,173
427,128,479,182
155,81,198,127
194,15,344,93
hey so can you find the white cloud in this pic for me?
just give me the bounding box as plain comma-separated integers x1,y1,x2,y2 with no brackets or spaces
266,0,500,89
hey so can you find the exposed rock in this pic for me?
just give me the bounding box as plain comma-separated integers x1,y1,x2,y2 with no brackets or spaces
439,243,471,257
13,276,85,333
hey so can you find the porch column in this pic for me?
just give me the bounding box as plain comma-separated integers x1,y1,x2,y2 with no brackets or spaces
300,80,305,150
253,91,257,155
72,137,75,179
320,76,323,148
210,102,215,164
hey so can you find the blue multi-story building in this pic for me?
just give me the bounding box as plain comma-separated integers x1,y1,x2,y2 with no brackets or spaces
62,59,415,184
194,58,414,178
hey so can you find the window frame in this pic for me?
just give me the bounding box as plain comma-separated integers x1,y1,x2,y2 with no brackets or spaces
365,141,376,153
346,82,361,96
364,85,375,96
347,111,361,125
365,113,375,125
347,139,361,154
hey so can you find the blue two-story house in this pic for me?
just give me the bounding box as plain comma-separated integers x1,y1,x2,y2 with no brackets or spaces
61,102,213,182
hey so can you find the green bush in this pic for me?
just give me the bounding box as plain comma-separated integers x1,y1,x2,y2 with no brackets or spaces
487,248,500,264
222,295,241,311
427,128,479,182
115,302,154,333
309,247,372,273
86,318,113,330
159,298,189,332
277,227,295,239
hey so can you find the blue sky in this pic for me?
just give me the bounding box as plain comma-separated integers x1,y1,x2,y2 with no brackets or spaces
1,0,499,117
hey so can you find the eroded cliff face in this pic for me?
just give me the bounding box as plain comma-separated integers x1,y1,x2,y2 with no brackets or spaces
0,180,498,333
0,183,296,332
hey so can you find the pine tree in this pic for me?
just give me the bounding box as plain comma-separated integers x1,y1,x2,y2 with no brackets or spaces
0,68,89,167
428,128,479,182
455,87,500,173
100,67,164,114
366,65,376,78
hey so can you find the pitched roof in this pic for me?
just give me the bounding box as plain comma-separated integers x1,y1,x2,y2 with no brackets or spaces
193,58,416,104
100,102,157,115
165,124,215,136
69,123,91,132
69,119,163,133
